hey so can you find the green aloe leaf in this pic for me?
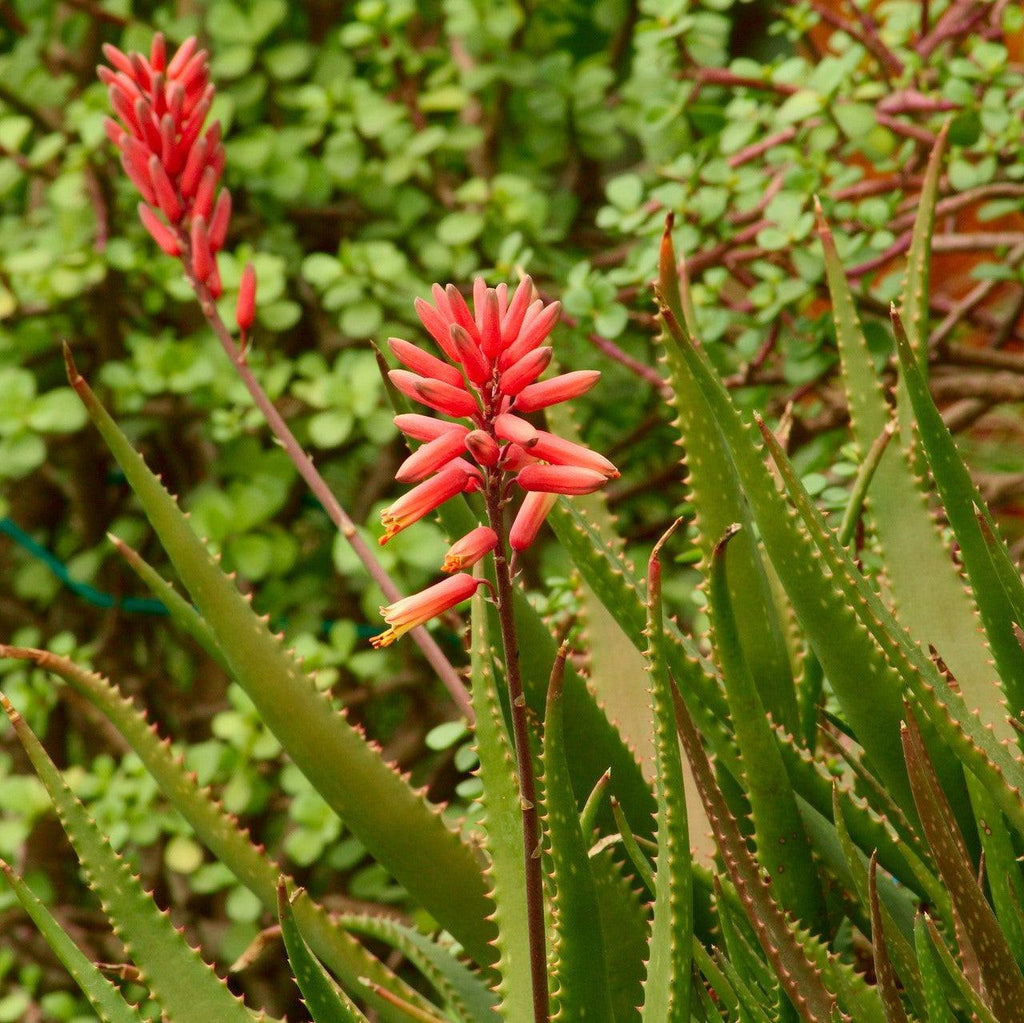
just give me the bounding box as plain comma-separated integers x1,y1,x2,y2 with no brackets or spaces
889,309,1024,720
672,685,838,1022
920,916,1000,1023
868,855,909,1023
817,197,1004,736
657,216,797,737
468,584,531,1021
65,349,494,965
278,883,368,1023
0,693,263,1023
914,915,956,1023
639,525,693,1022
707,525,824,931
542,648,614,1022
0,860,146,1023
0,648,437,1023
340,914,498,1023
902,707,1024,1018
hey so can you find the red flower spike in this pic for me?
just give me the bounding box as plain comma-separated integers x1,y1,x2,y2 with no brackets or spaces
371,574,482,648
394,414,466,443
514,370,600,413
150,32,167,72
395,430,469,483
192,166,217,222
500,300,561,369
208,189,232,251
448,324,490,384
517,464,607,495
190,216,214,283
138,204,181,256
510,491,557,551
528,430,619,478
389,371,479,418
442,527,498,573
388,338,466,389
236,263,257,333
499,346,552,397
465,430,500,466
380,463,472,544
166,37,198,78
501,275,534,346
494,413,538,448
481,289,502,358
148,154,182,222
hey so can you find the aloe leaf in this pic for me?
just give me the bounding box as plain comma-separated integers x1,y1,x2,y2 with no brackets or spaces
671,684,838,1022
963,772,1024,966
707,525,825,930
541,647,614,1022
278,883,367,1023
901,707,1024,1017
693,940,739,1016
109,534,231,675
657,217,797,737
639,525,693,1021
0,860,146,1023
468,586,531,1020
712,878,774,1001
0,692,263,1023
0,644,435,1022
340,914,498,1023
888,308,1024,720
65,350,494,965
921,916,1000,1023
711,936,774,1023
868,855,909,1023
819,203,1005,739
913,915,956,1023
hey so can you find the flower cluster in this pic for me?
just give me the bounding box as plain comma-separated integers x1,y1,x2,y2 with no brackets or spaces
372,277,618,647
100,34,256,334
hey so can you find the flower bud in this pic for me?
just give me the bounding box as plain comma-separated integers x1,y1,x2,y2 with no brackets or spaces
516,464,607,495
465,430,501,467
514,370,600,413
236,262,257,333
510,492,557,551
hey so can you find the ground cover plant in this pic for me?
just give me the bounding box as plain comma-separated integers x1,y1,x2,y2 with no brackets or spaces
4,1,1024,1020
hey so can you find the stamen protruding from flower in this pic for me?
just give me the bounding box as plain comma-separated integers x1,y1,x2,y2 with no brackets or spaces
380,463,473,544
371,573,483,647
442,527,498,572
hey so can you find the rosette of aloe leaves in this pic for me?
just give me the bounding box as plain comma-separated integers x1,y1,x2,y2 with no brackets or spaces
4,34,1024,1023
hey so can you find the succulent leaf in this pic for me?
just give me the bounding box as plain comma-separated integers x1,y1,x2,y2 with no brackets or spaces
913,915,957,1023
868,855,910,1023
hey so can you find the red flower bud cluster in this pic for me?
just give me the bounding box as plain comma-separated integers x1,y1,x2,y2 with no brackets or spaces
372,277,617,647
100,34,256,334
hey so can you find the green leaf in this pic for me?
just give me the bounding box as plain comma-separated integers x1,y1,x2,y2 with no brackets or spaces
278,883,368,1022
0,694,262,1023
706,526,824,931
0,861,146,1023
542,650,614,1022
902,708,1024,1018
0,645,429,1023
868,856,909,1023
920,916,999,1023
914,915,956,1023
65,351,495,966
468,585,531,1020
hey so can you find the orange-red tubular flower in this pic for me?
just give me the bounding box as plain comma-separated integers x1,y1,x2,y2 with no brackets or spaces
510,492,558,551
236,262,257,333
441,527,499,573
395,429,470,483
371,574,483,648
516,464,607,495
380,463,473,544
513,370,601,413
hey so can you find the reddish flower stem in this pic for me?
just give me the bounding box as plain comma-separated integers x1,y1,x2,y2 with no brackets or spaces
187,270,474,721
483,472,548,1023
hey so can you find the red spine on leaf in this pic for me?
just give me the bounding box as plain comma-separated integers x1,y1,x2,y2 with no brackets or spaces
236,262,257,333
138,204,181,256
208,189,232,251
514,370,600,412
190,216,214,283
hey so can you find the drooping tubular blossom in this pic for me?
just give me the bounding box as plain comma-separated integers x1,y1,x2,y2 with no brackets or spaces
373,276,617,645
100,34,255,316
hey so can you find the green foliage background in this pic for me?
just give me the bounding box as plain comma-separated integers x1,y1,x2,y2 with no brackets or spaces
2,0,1024,1017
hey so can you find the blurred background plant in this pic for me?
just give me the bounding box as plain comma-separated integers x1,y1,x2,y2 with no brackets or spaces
3,0,1024,1017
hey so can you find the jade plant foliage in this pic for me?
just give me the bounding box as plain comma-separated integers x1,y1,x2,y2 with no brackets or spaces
3,0,1024,1018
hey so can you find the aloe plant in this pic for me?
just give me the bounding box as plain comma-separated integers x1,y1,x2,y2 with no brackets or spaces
5,35,1024,1023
